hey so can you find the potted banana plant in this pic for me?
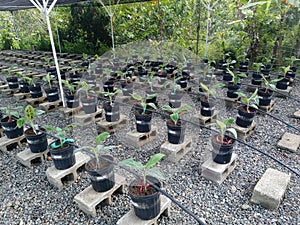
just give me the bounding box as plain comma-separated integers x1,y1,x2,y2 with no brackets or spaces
75,132,116,192
78,81,97,114
43,73,59,102
226,69,247,98
208,118,237,164
161,105,192,144
199,83,225,116
98,89,122,122
235,89,259,128
164,76,184,108
119,153,166,220
5,64,19,89
17,105,47,153
62,79,80,108
258,74,282,106
131,93,157,133
43,124,77,170
0,106,24,139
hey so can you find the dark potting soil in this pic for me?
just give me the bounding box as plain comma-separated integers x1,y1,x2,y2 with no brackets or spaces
129,185,157,197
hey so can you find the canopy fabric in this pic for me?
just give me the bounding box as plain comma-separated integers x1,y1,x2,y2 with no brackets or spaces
0,0,152,11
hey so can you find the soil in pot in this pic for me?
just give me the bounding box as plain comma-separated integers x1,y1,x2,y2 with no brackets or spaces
1,116,24,139
6,76,19,89
236,105,256,128
258,88,273,106
129,176,161,220
135,110,152,133
103,101,120,122
45,87,59,102
25,128,48,153
211,134,235,164
29,84,43,98
85,155,115,192
200,96,216,117
167,119,185,144
49,140,75,170
81,95,97,114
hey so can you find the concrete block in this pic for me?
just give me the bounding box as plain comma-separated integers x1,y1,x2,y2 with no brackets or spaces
224,96,241,108
59,106,82,118
277,132,300,153
117,195,171,225
275,87,292,97
39,99,63,112
293,110,300,119
16,148,49,168
258,100,275,114
201,153,237,184
25,95,47,107
251,168,291,210
74,174,126,217
232,121,256,140
74,107,103,125
46,152,90,189
14,92,31,102
160,138,192,162
0,135,26,153
191,111,218,126
97,114,128,133
124,127,157,148
247,84,261,92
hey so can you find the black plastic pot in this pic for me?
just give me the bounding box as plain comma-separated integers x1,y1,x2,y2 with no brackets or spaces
45,87,59,102
285,71,296,79
69,72,81,84
211,134,235,164
103,101,120,122
85,75,97,87
222,70,233,82
29,84,43,98
129,176,161,220
236,106,256,128
85,155,115,192
19,80,30,93
226,83,240,98
176,77,187,88
103,80,115,93
0,117,24,139
276,78,289,90
168,92,183,108
239,62,248,72
121,81,133,96
167,120,185,144
81,95,97,114
65,93,79,108
251,72,262,85
135,111,152,133
258,88,273,106
6,76,19,89
25,128,48,153
49,141,75,170
200,97,215,117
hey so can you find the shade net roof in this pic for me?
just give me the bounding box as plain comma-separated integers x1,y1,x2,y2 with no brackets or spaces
0,0,152,11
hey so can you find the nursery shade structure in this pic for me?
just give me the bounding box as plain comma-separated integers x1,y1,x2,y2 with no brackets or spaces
0,0,153,11
0,0,152,107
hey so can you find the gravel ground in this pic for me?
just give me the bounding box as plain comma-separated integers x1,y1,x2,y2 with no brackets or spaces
0,69,299,225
